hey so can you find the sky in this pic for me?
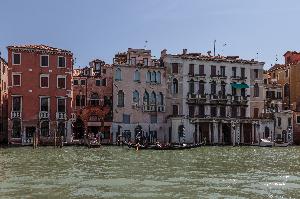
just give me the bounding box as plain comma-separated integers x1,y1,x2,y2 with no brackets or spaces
1,0,300,69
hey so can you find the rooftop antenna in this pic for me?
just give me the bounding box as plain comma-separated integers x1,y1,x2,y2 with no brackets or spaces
275,54,278,63
144,40,148,49
256,52,259,60
213,40,216,56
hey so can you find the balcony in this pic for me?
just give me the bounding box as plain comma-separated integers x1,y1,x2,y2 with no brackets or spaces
143,105,156,112
210,94,218,100
39,111,49,119
187,93,207,104
157,105,166,112
219,75,227,79
11,111,21,119
56,112,67,120
210,74,218,79
231,75,240,80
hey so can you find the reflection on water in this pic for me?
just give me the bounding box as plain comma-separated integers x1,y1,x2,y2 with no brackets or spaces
0,146,300,198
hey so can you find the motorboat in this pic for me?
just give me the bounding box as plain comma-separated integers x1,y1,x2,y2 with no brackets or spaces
259,139,273,147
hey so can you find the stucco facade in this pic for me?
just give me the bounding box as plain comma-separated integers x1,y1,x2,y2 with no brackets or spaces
6,45,73,145
72,59,113,144
111,48,167,144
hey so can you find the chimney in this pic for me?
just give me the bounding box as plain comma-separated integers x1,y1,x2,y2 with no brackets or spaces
182,49,187,55
207,51,211,56
161,49,167,57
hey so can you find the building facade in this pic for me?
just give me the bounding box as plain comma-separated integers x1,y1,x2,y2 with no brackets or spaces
72,59,113,144
162,49,272,145
7,45,73,145
112,48,167,144
0,58,8,144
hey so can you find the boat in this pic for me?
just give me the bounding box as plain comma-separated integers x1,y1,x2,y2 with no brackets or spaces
259,139,273,147
274,139,290,147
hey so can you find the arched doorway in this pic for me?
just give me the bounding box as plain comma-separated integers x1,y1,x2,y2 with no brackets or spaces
264,126,270,139
222,123,231,145
73,118,85,139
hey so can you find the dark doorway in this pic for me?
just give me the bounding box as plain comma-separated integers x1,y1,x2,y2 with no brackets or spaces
169,127,172,143
73,118,85,139
243,123,252,144
25,127,35,144
222,123,231,145
89,126,99,137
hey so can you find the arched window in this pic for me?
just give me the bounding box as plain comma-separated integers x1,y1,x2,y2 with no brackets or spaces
143,91,149,105
40,121,50,137
76,95,80,107
150,91,156,104
133,90,139,103
12,119,21,138
134,70,140,82
117,90,124,107
90,93,100,106
156,71,161,84
115,68,122,81
284,83,290,98
189,79,195,94
146,71,151,83
151,71,156,82
158,92,164,105
254,83,259,97
173,78,178,94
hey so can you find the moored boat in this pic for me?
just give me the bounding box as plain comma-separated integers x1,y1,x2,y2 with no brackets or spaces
259,139,273,147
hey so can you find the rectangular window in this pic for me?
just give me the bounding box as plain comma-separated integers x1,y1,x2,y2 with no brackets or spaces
240,107,246,118
297,116,300,124
211,65,216,76
123,114,131,124
102,78,107,86
12,96,21,111
199,65,205,76
58,56,66,68
211,106,217,117
254,69,259,78
199,105,205,117
189,106,195,117
254,108,259,118
288,117,292,126
143,58,148,66
232,67,237,77
232,107,237,118
40,97,49,112
241,68,245,78
189,64,194,76
41,55,49,67
57,98,66,112
199,83,205,95
95,63,101,71
96,79,101,86
150,114,157,123
40,74,49,88
278,117,282,127
102,69,106,74
211,83,216,95
172,63,179,74
57,76,66,89
220,66,225,77
172,105,178,116
80,80,86,85
131,57,136,65
220,106,226,117
73,79,78,85
12,53,21,65
12,74,21,86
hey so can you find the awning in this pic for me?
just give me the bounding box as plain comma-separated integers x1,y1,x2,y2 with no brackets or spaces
231,83,249,89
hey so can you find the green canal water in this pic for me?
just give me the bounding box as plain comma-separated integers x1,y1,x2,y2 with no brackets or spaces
0,146,300,199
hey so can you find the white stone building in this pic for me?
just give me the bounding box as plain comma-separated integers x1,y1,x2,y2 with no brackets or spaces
162,49,272,145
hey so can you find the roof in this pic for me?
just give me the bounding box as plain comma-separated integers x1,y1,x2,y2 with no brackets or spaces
268,64,286,72
0,57,7,65
283,51,300,56
167,52,264,65
7,44,73,55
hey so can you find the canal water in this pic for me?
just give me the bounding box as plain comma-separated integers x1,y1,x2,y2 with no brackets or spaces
0,146,300,199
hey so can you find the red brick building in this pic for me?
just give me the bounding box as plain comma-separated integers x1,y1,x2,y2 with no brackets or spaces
0,57,8,144
7,45,74,145
72,59,113,144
